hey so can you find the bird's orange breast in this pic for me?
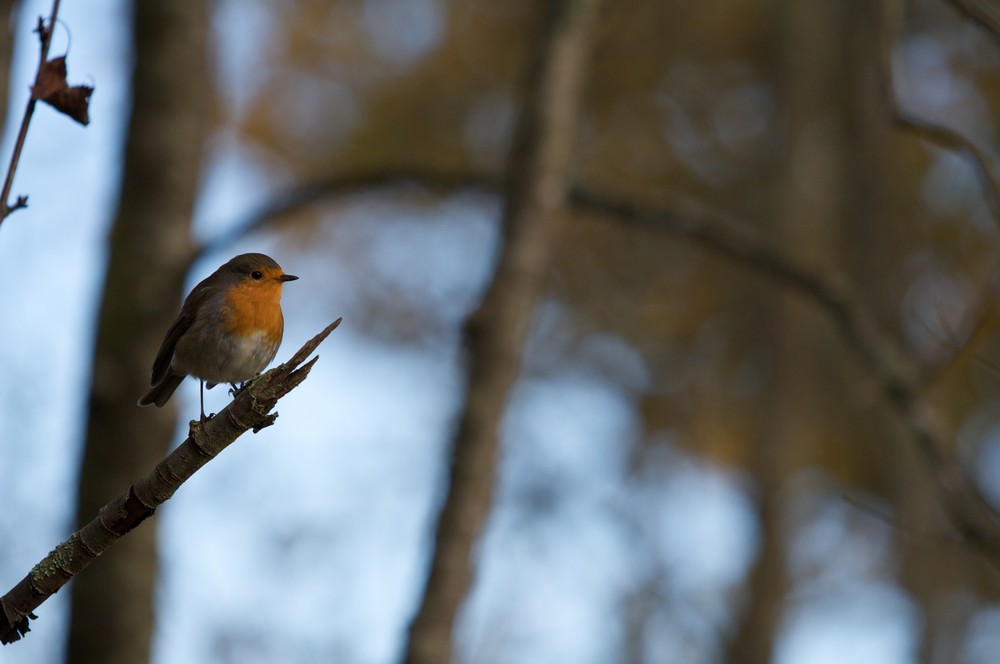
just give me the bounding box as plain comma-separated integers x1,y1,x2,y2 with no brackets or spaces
221,281,285,341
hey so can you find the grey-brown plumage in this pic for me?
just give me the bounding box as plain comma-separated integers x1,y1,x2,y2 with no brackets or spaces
138,253,298,416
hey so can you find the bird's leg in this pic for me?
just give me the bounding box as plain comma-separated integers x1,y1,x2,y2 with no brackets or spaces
199,380,207,421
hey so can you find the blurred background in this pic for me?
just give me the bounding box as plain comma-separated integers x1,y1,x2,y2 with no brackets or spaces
2,0,1000,663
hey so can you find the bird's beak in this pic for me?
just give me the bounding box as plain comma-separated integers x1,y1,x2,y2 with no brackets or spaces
278,274,299,282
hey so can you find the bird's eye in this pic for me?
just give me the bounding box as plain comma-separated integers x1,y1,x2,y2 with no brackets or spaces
250,270,263,280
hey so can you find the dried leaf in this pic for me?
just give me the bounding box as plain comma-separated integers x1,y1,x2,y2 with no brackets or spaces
30,56,67,100
31,56,94,126
42,85,93,125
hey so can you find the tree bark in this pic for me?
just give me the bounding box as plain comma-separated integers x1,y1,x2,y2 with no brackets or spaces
1,321,338,645
66,2,208,663
725,1,855,661
0,0,18,127
402,2,603,663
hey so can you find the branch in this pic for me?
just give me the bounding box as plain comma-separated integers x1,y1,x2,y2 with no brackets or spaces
205,171,1000,570
870,0,1000,569
876,0,1000,386
580,187,1000,570
196,170,502,259
893,112,1000,225
0,2,60,224
877,0,1000,228
896,400,1000,567
918,277,1000,388
218,170,918,400
206,164,923,397
572,189,921,394
0,318,342,645
945,0,1000,41
403,1,604,662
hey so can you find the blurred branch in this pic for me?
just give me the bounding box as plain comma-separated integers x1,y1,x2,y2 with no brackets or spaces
890,114,1000,224
881,1,1000,218
195,170,502,260
67,4,200,657
0,0,19,128
0,319,341,645
403,1,604,662
873,3,1000,568
205,8,1000,575
217,165,1000,569
944,0,1000,40
0,1,60,224
591,196,1000,569
877,0,1000,226
575,190,920,394
867,0,1000,568
895,402,1000,567
225,169,916,398
877,0,1000,503
878,0,1000,387
920,279,1000,387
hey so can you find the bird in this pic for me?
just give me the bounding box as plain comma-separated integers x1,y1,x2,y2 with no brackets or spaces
138,252,298,419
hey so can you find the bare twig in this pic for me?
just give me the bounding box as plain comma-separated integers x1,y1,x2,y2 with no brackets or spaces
0,319,342,645
0,1,61,224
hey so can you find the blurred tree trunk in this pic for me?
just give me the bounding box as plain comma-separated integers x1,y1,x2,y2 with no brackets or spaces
725,442,788,664
0,0,19,135
726,1,857,661
67,2,208,663
402,1,603,663
864,8,983,662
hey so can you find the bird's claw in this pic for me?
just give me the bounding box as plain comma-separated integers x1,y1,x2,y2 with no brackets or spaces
229,375,263,398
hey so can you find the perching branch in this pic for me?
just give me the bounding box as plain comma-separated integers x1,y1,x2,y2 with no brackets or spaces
0,318,342,645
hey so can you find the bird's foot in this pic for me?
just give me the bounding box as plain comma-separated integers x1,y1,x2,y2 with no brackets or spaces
228,374,263,398
195,410,215,423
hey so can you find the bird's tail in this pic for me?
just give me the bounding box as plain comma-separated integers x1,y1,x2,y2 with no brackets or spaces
137,374,185,407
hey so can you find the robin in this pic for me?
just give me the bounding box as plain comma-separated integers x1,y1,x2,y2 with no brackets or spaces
138,252,298,419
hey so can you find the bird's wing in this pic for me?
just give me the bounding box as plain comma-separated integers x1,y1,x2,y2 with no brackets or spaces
149,284,218,385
